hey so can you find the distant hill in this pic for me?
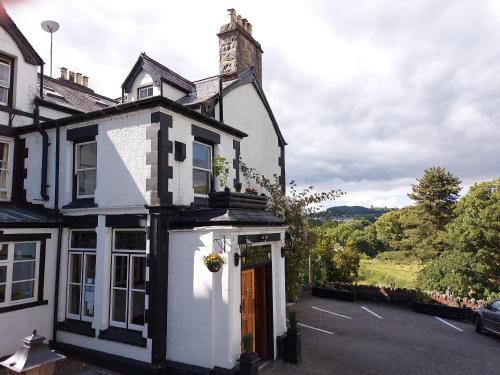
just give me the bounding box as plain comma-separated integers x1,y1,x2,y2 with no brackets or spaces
312,205,395,222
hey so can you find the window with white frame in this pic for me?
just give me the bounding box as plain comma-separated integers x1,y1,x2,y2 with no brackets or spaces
0,242,39,307
0,142,9,200
75,141,97,198
137,85,153,100
66,230,96,321
193,141,212,195
110,230,146,331
0,57,11,106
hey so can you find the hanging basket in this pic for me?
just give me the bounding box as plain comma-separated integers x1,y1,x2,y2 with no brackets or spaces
207,263,222,273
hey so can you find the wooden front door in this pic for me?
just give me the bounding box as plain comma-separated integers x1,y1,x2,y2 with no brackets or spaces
241,268,255,352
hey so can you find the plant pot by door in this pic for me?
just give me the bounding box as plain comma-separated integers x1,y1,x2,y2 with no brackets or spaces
238,352,261,375
207,263,221,272
285,329,302,364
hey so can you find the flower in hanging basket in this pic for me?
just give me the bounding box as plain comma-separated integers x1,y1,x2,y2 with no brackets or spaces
245,187,257,195
203,251,226,272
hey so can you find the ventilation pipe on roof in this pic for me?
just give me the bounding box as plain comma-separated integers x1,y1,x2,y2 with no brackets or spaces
34,105,49,201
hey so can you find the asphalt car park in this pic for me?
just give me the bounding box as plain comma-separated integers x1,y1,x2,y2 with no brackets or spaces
273,296,500,375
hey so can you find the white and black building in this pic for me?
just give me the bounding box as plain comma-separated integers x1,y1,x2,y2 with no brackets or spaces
0,5,287,374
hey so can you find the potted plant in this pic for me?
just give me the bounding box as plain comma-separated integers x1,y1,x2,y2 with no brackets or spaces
285,311,302,364
203,251,225,272
239,333,260,375
212,155,230,191
245,187,257,195
235,182,243,193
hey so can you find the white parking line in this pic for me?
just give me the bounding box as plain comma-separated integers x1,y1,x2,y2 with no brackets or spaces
484,327,500,335
312,306,352,319
361,306,384,320
297,323,334,335
434,317,463,332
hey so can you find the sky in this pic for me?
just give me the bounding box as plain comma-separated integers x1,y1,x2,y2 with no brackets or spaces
5,0,500,208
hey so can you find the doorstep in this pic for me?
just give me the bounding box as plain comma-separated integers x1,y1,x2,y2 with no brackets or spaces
258,359,284,375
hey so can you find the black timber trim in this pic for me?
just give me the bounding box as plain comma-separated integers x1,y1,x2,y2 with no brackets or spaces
0,299,48,314
53,342,160,375
192,124,220,144
233,140,240,188
62,198,97,209
11,137,27,202
0,4,44,65
62,215,98,228
238,233,281,244
35,97,83,115
105,214,147,228
0,221,61,228
66,124,98,142
147,213,169,364
98,327,147,347
154,112,173,205
17,96,248,139
279,145,286,194
38,239,46,300
0,124,17,137
57,319,95,337
0,232,51,241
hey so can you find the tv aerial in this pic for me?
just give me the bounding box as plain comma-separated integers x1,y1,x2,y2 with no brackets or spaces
41,20,60,77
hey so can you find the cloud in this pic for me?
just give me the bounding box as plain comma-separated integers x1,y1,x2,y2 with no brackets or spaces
6,0,500,208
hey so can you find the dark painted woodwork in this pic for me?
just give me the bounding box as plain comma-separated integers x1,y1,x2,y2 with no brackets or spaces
192,124,221,144
66,124,98,142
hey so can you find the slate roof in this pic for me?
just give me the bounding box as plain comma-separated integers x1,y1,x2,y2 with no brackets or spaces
0,203,61,227
122,53,195,94
38,75,118,113
177,75,237,106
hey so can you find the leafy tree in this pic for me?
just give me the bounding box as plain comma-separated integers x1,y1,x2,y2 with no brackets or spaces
408,166,461,229
375,210,404,251
240,161,343,301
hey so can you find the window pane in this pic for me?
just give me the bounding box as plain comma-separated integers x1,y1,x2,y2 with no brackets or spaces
0,191,6,200
70,253,82,283
114,231,146,251
68,284,81,315
71,231,97,249
112,289,127,322
77,170,96,196
193,169,210,194
0,142,8,168
0,284,4,303
11,280,34,301
0,171,6,190
131,257,146,290
13,261,35,281
114,256,128,288
83,285,95,317
0,87,8,105
0,62,10,87
193,143,211,169
14,243,36,260
77,142,97,169
0,265,6,283
84,254,96,285
130,291,145,326
0,244,7,260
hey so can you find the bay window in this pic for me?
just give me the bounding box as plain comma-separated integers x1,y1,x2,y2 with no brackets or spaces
66,230,96,321
0,242,39,307
110,230,146,331
193,141,212,195
75,141,97,198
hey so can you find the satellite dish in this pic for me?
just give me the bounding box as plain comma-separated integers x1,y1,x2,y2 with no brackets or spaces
41,20,59,33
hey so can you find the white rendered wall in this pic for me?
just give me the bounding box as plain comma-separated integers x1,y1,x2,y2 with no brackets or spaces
127,71,160,102
167,226,287,370
215,84,281,192
161,82,186,101
0,26,39,127
0,227,59,358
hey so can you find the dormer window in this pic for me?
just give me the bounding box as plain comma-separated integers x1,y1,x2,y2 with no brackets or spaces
0,57,12,106
137,85,153,100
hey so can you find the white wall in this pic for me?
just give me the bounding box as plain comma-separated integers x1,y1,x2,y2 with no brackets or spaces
127,71,160,102
161,82,186,101
215,84,281,193
0,227,59,358
167,226,287,370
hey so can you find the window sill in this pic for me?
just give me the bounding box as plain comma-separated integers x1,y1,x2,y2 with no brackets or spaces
57,319,96,337
192,196,208,206
98,326,147,347
0,299,48,314
62,198,97,209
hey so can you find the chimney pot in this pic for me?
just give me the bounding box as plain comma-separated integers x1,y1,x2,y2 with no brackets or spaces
60,67,68,80
227,8,236,24
69,71,75,82
237,14,242,26
82,76,89,87
75,73,83,85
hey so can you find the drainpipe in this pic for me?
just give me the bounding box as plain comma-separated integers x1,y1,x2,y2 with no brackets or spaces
35,105,49,200
54,126,60,209
40,64,45,99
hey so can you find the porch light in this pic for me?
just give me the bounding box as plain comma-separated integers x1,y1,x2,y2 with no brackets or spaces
0,330,65,374
281,232,294,257
234,237,253,266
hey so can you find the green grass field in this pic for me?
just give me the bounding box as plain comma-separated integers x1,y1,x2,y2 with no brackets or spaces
356,259,423,289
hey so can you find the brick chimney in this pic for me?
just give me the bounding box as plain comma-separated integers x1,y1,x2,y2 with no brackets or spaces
218,9,263,85
60,67,68,80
